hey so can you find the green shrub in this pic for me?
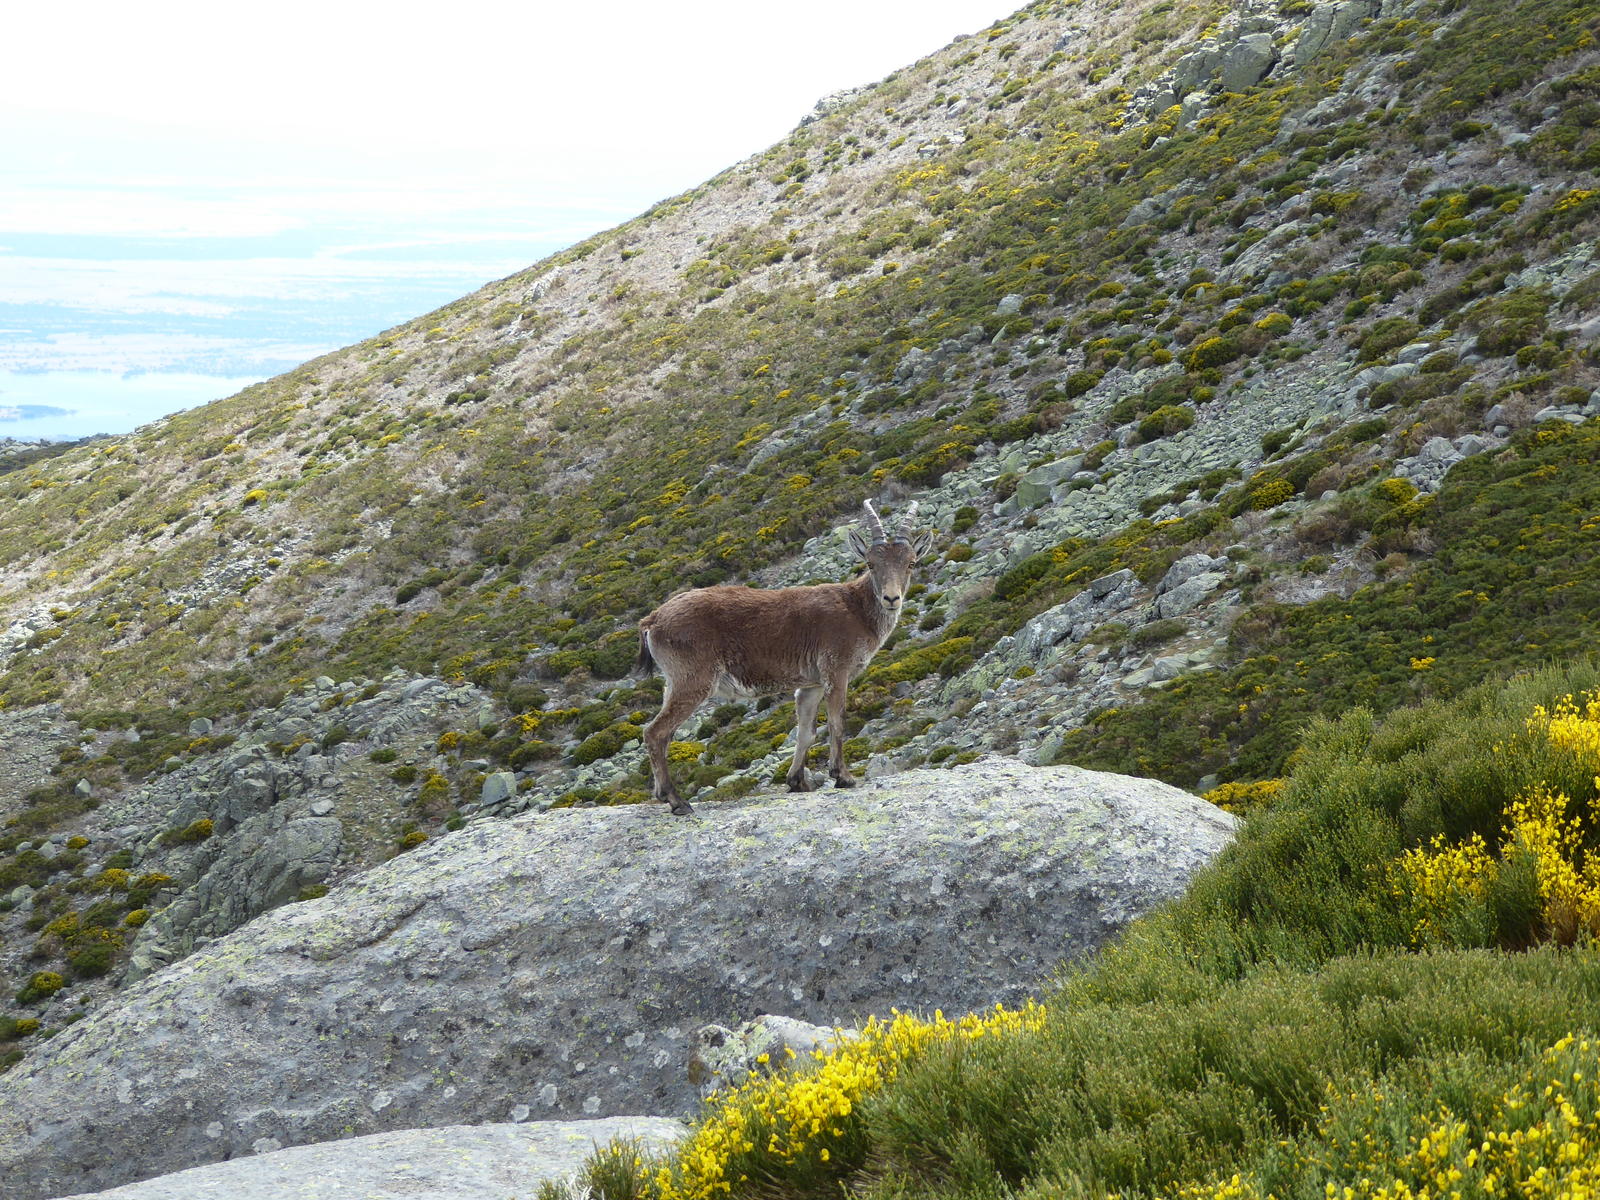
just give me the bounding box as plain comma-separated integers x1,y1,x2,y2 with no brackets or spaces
1129,618,1187,650
16,971,65,1004
1063,369,1103,397
1185,336,1241,371
161,817,213,846
1260,427,1295,456
66,937,116,979
572,723,644,766
1356,317,1422,362
1137,405,1195,443
509,740,560,768
1470,288,1550,356
1249,478,1295,509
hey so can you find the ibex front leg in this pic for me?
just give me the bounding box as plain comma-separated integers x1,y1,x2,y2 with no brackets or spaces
787,685,823,792
825,673,857,788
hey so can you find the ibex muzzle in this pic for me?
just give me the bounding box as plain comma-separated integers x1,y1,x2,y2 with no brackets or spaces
637,500,932,814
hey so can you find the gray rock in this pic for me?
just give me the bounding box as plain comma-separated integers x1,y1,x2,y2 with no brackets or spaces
1352,361,1419,392
1533,405,1587,424
0,761,1236,1199
52,1118,688,1200
996,294,1025,315
1294,0,1380,66
480,771,517,806
1153,572,1228,618
1088,568,1136,600
189,718,214,736
1149,654,1192,683
1418,436,1458,463
1011,570,1141,662
0,705,73,821
1157,553,1230,596
1218,33,1278,91
125,815,342,980
894,346,933,384
1014,455,1084,508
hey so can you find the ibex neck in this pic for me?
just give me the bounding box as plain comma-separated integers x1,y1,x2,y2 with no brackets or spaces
847,573,900,646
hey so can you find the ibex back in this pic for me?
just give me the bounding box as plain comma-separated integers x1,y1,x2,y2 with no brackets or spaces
637,500,931,814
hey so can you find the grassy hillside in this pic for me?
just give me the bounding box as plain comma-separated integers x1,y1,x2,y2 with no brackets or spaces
0,0,1593,798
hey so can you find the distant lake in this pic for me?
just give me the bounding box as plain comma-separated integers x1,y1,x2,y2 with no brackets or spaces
0,208,597,445
0,370,268,441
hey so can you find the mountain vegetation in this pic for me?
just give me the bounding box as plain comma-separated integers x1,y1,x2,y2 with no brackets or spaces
3,0,1600,1190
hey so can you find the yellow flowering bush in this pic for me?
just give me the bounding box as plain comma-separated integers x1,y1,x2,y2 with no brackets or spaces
1176,1036,1600,1200
1534,691,1600,775
1203,778,1286,816
651,1004,1043,1200
1394,692,1600,946
1249,479,1295,510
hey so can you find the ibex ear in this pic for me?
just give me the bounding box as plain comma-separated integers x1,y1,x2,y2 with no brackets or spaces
909,529,935,560
848,529,872,560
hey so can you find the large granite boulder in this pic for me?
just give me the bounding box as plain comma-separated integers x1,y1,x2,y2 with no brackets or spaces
53,1118,687,1200
0,758,1236,1199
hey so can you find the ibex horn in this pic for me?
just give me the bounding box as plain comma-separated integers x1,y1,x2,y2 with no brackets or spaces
893,500,919,544
861,499,888,546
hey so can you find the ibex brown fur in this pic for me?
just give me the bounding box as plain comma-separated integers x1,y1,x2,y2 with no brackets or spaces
637,500,931,814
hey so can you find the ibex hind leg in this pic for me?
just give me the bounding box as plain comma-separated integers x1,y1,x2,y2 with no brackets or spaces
644,677,708,815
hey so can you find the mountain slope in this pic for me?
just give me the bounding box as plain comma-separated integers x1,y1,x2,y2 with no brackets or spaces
2,0,1599,1059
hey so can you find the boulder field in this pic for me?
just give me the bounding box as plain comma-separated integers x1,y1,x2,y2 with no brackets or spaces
0,758,1236,1199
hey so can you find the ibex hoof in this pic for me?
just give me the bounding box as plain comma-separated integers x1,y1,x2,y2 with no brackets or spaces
786,771,814,793
668,798,695,816
832,773,859,789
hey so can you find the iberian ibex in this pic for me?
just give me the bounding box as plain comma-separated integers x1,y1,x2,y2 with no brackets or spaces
637,500,932,814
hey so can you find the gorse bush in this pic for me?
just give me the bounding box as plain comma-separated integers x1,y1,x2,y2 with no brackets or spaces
1169,1031,1600,1200
559,951,1600,1200
649,1006,1043,1200
1393,690,1600,948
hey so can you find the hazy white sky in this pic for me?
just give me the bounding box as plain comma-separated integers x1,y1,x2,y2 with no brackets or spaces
5,0,1018,240
1,0,1022,437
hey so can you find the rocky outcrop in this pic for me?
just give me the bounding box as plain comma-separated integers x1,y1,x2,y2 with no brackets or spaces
1133,0,1286,114
100,674,489,980
1152,553,1234,619
1292,0,1383,67
0,759,1235,1199
54,1118,687,1200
